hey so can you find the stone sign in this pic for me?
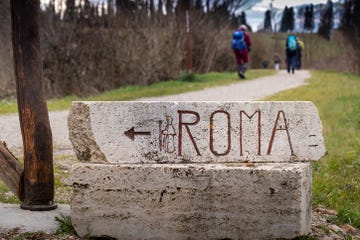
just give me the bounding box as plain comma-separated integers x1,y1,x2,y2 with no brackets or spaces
68,101,326,240
68,101,325,163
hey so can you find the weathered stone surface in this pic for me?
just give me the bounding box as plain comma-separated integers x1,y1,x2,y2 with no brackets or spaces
71,162,312,240
67,103,106,162
68,101,325,163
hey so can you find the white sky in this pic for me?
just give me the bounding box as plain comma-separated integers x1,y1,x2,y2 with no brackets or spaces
41,0,330,10
252,0,329,11
41,0,332,31
247,0,331,31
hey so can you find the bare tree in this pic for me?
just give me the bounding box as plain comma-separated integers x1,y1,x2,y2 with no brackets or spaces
304,5,315,32
264,10,272,32
340,0,360,73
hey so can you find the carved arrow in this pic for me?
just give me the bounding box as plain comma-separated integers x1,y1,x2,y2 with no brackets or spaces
124,127,151,141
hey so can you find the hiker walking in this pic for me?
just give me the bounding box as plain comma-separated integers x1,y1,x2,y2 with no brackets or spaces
296,36,304,69
285,34,298,74
273,54,281,70
231,25,252,79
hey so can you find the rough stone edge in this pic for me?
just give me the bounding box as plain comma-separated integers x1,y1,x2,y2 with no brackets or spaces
300,163,312,235
68,102,107,163
70,162,313,240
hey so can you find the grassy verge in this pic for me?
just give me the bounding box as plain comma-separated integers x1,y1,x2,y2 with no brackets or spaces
266,71,360,228
0,70,275,115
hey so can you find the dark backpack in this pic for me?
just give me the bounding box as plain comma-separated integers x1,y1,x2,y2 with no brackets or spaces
286,35,298,51
231,31,247,50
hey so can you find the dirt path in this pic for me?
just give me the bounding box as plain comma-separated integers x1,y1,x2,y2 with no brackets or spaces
0,70,310,156
139,70,310,101
0,110,73,157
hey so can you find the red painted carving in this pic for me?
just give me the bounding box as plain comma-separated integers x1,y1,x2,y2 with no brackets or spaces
177,110,201,156
240,110,261,156
209,110,231,156
123,107,301,160
266,110,295,156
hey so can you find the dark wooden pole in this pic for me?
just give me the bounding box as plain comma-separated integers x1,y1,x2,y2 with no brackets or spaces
10,0,57,210
185,0,193,72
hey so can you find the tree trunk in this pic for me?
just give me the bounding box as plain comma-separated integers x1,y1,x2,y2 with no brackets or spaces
10,0,56,210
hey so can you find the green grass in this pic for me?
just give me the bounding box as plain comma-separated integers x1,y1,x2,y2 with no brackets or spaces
55,214,77,235
0,70,275,115
266,71,360,228
0,182,20,204
0,99,19,115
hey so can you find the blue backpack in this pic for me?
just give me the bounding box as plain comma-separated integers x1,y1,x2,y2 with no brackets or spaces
287,35,298,51
231,31,247,50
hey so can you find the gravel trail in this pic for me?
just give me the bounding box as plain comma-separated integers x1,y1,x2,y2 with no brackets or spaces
139,70,310,101
0,70,310,156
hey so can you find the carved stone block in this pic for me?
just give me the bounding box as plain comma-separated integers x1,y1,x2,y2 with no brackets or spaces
71,162,312,240
68,101,325,164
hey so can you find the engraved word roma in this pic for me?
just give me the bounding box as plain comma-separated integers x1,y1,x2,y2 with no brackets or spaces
122,108,312,162
171,109,293,157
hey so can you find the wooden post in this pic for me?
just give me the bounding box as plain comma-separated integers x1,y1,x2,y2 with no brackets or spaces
10,0,57,210
185,0,193,73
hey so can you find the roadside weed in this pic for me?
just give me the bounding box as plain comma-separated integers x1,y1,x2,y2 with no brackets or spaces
55,214,76,235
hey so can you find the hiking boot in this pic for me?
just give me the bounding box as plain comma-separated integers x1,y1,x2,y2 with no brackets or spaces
292,68,295,74
238,71,245,79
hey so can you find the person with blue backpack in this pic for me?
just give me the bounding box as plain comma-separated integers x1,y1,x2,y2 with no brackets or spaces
285,34,298,74
231,25,252,79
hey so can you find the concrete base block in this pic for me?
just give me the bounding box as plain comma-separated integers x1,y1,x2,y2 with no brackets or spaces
71,162,312,240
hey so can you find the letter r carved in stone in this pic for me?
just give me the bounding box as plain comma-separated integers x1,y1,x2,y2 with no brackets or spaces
177,110,201,156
